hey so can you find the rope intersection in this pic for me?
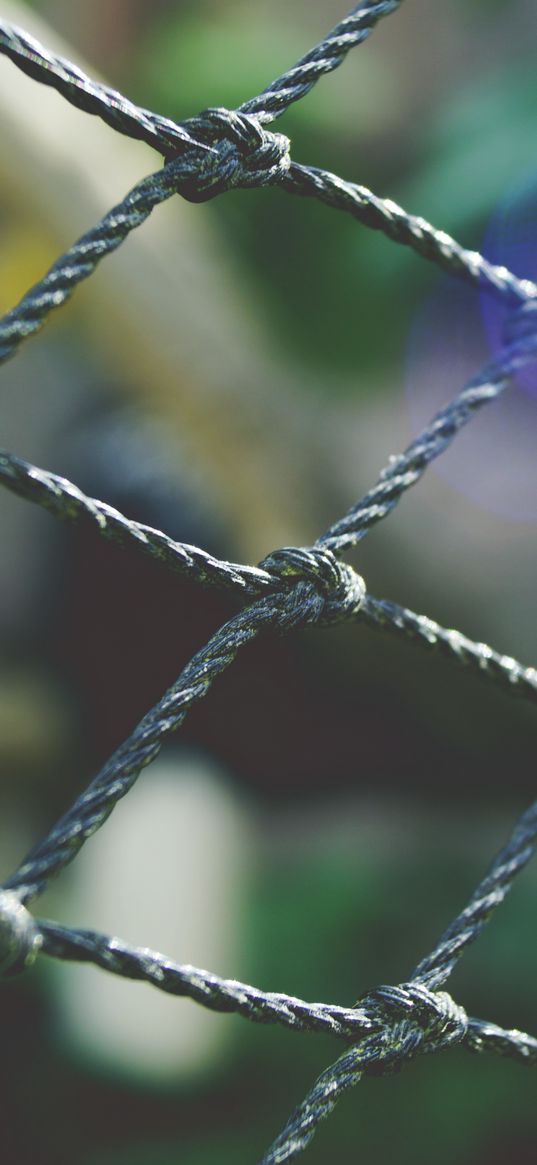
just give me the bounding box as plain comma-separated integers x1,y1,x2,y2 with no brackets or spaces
1,3,536,1162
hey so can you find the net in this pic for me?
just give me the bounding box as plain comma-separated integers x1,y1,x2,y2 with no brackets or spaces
0,4,536,1162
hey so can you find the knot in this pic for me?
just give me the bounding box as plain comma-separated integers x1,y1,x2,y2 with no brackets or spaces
258,545,366,631
169,108,291,203
359,981,467,1074
0,891,42,977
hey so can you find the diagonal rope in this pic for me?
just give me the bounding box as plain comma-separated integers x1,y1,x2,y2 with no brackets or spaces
0,20,207,156
0,448,274,598
360,594,537,704
38,919,374,1039
412,799,537,989
3,548,364,904
284,163,537,304
319,314,537,554
240,0,403,122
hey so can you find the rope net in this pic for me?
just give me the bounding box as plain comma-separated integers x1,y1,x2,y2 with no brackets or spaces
0,3,536,1161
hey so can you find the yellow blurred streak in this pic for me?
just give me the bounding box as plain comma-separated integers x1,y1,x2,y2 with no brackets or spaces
0,208,60,315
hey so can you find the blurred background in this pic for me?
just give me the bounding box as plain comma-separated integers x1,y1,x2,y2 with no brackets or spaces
1,1,537,1162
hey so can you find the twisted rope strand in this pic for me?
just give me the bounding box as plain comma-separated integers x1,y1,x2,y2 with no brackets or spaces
319,324,537,554
361,594,537,704
38,921,373,1039
2,597,279,903
37,921,537,1066
0,20,206,156
285,163,537,307
0,106,293,362
0,448,274,598
3,448,537,715
240,0,403,122
1,5,537,1164
466,1017,537,1065
259,983,468,1164
5,444,537,724
0,2,403,154
0,161,189,365
3,549,364,904
412,798,537,990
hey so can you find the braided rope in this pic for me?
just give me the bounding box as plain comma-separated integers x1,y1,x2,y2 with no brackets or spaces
0,3,536,1164
0,19,207,155
0,448,274,597
34,921,537,1066
361,595,537,703
285,163,537,305
240,1,403,122
320,310,537,552
3,549,365,904
4,448,537,716
258,786,537,1162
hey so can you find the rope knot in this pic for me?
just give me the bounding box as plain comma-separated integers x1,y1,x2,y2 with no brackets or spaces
171,108,291,203
360,981,467,1074
0,890,41,977
258,545,366,630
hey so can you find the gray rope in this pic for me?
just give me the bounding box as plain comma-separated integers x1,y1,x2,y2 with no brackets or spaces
34,921,537,1066
259,983,468,1164
239,1,403,123
3,449,537,717
0,20,207,156
361,594,537,705
0,111,291,365
466,1018,537,1065
257,1002,537,1165
284,163,537,305
0,2,533,372
0,448,275,598
412,798,537,989
319,305,537,554
3,548,365,904
38,919,374,1039
0,2,399,153
1,5,537,1164
260,791,537,1162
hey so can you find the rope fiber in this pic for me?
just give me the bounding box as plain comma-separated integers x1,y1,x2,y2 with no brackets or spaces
1,2,536,1162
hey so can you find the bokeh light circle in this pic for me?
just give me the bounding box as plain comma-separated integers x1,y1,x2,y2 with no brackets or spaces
405,172,537,523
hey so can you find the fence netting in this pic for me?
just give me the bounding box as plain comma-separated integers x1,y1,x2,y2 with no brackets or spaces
1,3,537,1162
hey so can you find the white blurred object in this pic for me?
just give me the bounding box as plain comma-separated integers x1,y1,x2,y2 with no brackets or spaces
49,750,252,1082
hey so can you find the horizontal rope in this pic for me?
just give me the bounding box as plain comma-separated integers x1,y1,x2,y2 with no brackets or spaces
466,1017,537,1065
35,921,537,1066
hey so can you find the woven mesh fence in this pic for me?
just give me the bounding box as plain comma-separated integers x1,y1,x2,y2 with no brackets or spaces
1,3,537,1162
